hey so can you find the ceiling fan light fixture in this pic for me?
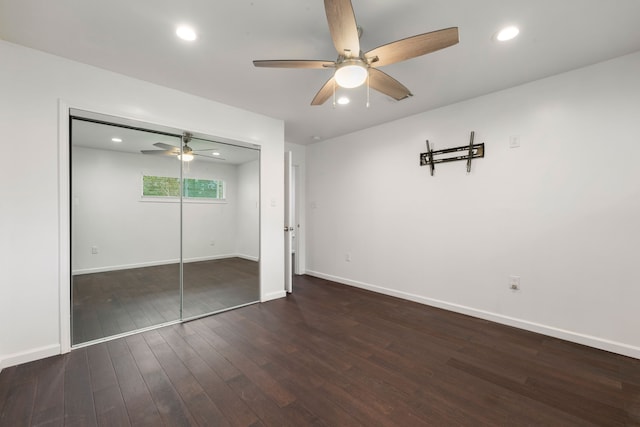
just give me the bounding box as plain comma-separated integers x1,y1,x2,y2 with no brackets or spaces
334,61,368,88
178,144,194,162
177,153,194,162
337,96,350,105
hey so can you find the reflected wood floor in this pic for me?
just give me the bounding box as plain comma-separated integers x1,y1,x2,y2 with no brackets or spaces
2,275,640,426
72,258,260,345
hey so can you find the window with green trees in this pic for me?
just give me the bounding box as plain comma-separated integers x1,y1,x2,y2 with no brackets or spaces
142,175,225,199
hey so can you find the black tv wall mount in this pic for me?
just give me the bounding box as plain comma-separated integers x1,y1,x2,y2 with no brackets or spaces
420,131,485,176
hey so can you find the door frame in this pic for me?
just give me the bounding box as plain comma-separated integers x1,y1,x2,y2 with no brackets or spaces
284,151,293,293
58,100,72,353
58,101,263,352
293,164,302,275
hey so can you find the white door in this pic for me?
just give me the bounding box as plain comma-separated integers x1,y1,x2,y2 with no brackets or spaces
284,151,294,293
292,165,299,275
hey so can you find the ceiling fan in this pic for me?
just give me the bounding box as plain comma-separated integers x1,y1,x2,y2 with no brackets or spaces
253,0,459,105
141,133,226,162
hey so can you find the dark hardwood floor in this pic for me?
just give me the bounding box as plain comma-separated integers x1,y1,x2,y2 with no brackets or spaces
72,258,259,345
2,274,639,426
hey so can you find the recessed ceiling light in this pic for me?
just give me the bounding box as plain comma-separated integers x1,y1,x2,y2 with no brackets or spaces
176,25,197,41
212,151,220,156
111,137,122,143
337,96,350,105
495,26,519,42
312,136,322,141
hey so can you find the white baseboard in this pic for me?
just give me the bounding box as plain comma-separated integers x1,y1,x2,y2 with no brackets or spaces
236,254,259,262
73,254,241,275
0,344,61,371
306,270,640,360
184,254,238,264
73,259,179,275
262,290,286,302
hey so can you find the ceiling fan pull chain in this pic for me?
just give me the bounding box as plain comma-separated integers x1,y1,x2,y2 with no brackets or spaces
366,71,370,108
332,79,336,108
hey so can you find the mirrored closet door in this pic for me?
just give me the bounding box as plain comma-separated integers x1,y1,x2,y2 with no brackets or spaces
181,135,260,319
70,111,260,346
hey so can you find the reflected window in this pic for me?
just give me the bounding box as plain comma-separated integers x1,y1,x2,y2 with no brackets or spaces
142,175,225,200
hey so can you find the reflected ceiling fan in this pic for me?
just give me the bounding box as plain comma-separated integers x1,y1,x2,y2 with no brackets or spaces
141,133,226,162
253,0,459,105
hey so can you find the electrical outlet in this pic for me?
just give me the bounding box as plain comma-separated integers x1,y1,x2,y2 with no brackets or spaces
345,253,351,262
509,275,520,291
210,240,216,246
91,246,98,255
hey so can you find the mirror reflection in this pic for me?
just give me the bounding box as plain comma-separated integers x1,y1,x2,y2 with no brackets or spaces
70,115,260,346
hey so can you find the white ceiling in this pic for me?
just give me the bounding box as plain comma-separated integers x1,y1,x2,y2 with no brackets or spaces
2,0,640,144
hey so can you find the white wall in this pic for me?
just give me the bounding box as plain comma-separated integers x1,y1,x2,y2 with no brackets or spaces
306,51,640,359
237,159,260,260
0,40,284,370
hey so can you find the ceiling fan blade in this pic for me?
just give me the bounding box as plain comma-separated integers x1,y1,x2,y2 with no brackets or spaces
141,150,177,156
365,27,459,67
368,68,412,101
194,153,226,160
153,142,180,151
324,0,360,57
311,76,336,106
253,60,335,69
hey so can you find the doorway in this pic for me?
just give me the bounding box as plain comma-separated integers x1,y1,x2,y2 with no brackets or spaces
70,111,260,346
285,152,303,292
